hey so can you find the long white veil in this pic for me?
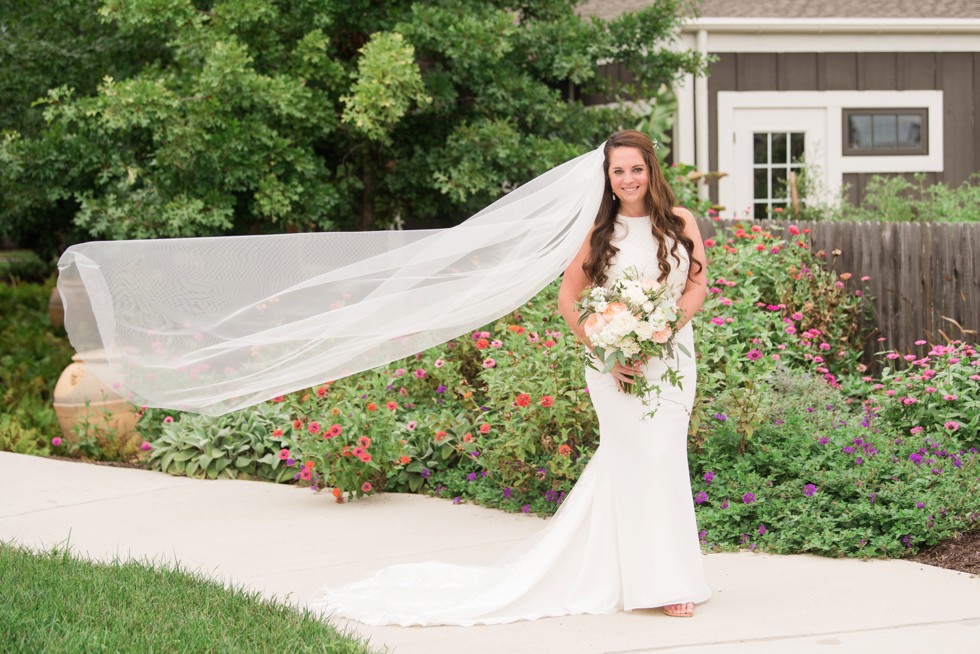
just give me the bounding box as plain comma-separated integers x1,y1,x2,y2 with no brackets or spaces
57,144,606,415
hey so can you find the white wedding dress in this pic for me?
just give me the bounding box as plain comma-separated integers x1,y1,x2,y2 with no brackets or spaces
307,215,711,626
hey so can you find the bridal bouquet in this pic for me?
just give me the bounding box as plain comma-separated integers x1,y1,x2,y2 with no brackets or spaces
576,266,689,404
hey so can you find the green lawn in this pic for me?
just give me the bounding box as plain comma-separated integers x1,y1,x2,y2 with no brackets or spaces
0,542,382,654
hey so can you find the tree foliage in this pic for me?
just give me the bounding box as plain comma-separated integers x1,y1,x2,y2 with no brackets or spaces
1,0,704,255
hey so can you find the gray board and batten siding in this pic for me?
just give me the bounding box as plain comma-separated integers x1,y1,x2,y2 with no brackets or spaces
696,217,980,364
706,51,980,208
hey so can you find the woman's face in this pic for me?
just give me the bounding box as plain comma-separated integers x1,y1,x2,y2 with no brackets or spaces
607,146,649,213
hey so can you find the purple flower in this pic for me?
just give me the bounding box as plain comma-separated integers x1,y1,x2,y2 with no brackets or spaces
757,524,767,536
694,491,708,505
452,496,461,505
742,492,756,504
819,436,830,445
869,493,877,504
698,529,707,541
285,458,296,467
714,413,728,422
721,499,730,509
521,504,530,513
842,446,855,454
435,384,447,394
909,452,923,465
803,483,817,497
703,470,715,485
916,502,925,509
421,468,431,478
466,472,477,482
503,487,511,498
545,490,559,502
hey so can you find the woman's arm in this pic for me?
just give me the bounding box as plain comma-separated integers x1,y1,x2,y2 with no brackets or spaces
558,227,639,391
673,206,708,330
558,227,595,351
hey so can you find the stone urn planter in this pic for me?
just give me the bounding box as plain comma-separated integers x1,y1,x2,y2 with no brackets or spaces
52,350,139,452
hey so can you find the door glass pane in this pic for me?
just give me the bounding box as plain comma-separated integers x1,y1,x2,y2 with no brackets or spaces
848,114,872,149
771,168,788,201
753,202,768,219
754,169,768,200
789,132,805,161
872,114,897,148
771,133,788,164
898,114,922,148
753,133,767,164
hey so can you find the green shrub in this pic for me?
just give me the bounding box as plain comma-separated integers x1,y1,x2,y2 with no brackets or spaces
0,279,74,454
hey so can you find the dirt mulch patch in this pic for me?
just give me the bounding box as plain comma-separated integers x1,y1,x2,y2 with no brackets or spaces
911,531,980,576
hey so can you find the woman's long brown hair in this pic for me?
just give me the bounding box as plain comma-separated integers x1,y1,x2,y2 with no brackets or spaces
583,130,703,287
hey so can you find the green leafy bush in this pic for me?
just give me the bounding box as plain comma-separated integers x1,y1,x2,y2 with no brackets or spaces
0,279,74,454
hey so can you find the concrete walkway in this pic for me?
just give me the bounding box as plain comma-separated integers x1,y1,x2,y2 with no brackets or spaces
1,451,978,653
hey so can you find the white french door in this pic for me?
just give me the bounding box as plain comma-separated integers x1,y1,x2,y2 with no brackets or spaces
720,107,827,219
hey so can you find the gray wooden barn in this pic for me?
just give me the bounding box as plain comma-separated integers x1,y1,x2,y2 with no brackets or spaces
582,0,980,218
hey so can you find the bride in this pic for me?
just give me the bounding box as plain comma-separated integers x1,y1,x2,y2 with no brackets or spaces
307,130,711,624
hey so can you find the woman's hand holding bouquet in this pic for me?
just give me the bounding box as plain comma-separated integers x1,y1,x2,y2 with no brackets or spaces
576,266,689,408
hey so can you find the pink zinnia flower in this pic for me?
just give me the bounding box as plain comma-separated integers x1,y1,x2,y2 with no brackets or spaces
434,359,445,368
308,422,320,434
163,416,174,424
943,394,958,401
483,358,496,368
746,350,763,361
51,437,62,447
278,448,290,460
406,420,417,431
361,482,373,493
393,368,407,377
414,368,426,378
141,441,152,451
944,421,959,431
387,401,398,410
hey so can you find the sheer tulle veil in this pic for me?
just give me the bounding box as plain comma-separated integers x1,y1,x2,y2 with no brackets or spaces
57,143,606,415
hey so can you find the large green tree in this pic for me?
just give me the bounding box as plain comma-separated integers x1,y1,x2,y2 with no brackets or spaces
1,0,703,256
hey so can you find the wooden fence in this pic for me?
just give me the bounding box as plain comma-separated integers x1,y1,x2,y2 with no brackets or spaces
696,218,980,363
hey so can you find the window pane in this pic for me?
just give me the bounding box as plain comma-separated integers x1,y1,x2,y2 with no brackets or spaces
753,133,767,164
872,114,897,148
898,114,922,148
849,114,872,149
771,133,788,164
754,202,768,219
754,169,768,200
789,132,805,161
771,168,788,201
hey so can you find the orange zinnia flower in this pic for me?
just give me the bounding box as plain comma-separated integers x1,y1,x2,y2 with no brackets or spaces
400,455,410,465
366,402,378,411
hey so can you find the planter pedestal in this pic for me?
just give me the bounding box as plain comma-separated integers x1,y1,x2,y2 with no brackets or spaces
52,350,139,453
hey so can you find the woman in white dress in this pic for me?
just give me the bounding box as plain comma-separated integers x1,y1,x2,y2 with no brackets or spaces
307,130,710,625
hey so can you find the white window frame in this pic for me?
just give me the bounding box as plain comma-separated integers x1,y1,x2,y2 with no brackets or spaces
716,90,944,216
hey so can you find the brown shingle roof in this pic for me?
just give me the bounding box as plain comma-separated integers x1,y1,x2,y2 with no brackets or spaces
579,0,980,20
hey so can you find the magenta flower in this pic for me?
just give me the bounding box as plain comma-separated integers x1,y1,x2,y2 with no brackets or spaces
414,368,426,379
141,441,152,451
746,349,763,361
943,394,958,401
393,368,407,377
163,416,174,424
944,421,960,431
742,492,756,504
757,524,767,535
694,491,708,504
803,483,817,497
703,470,715,484
51,437,63,447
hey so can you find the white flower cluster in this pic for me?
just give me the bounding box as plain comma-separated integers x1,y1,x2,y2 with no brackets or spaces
580,266,681,359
